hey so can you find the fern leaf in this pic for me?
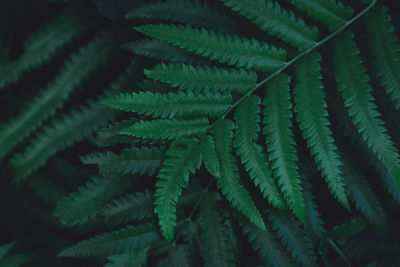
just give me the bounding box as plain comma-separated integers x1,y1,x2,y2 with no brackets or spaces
293,52,350,210
364,5,400,110
233,95,286,209
0,12,88,89
289,0,353,30
220,0,318,49
262,75,306,220
99,191,154,226
135,24,286,71
54,175,129,226
81,147,164,176
238,216,296,267
59,223,160,257
91,119,140,147
268,211,317,266
0,243,15,259
199,135,221,178
329,217,366,240
120,118,209,140
155,138,202,241
29,176,66,204
212,120,265,231
198,192,234,267
144,63,257,94
10,100,115,180
126,0,238,34
164,245,192,267
105,247,149,267
103,90,232,118
331,31,400,189
0,254,36,267
0,31,117,160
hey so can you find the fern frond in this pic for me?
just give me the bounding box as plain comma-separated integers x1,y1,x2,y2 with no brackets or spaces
155,138,202,241
29,176,66,204
262,74,306,220
331,31,400,189
199,135,221,178
293,52,350,210
144,63,257,94
99,191,154,226
126,0,238,34
164,245,192,266
329,217,366,240
239,217,296,267
198,192,234,267
0,254,36,267
234,95,287,209
54,175,128,226
59,223,160,257
120,118,209,140
289,0,353,30
364,5,400,110
81,147,164,176
212,120,265,231
0,12,88,89
105,247,149,267
220,0,318,49
0,31,117,160
135,24,286,71
268,211,317,266
103,90,232,118
0,242,15,259
91,119,139,147
10,100,115,180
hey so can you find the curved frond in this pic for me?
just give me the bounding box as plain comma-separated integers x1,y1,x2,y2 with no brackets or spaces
294,52,350,210
220,0,318,49
199,135,221,178
103,90,232,118
263,74,306,221
289,0,353,30
144,63,257,94
234,95,286,209
212,120,265,231
120,118,209,140
331,31,400,189
155,138,202,241
135,24,286,71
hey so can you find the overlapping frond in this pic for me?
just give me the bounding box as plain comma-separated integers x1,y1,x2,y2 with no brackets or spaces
103,90,232,117
212,120,266,231
234,95,286,209
262,74,306,221
289,0,353,30
155,138,202,241
331,31,400,189
144,63,257,94
29,176,66,204
135,24,286,71
220,0,319,49
199,135,221,178
294,52,350,210
105,247,149,267
364,5,400,110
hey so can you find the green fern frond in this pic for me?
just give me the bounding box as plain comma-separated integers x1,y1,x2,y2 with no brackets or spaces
0,12,88,89
220,0,318,49
54,175,129,226
364,5,400,110
212,120,266,231
105,247,149,267
0,243,16,259
155,138,202,241
29,176,66,204
329,217,366,240
120,118,209,140
59,223,160,257
331,31,400,189
99,191,154,226
0,31,117,160
126,0,238,34
289,0,353,30
198,192,234,267
294,52,350,210
91,119,140,147
268,211,317,266
135,24,286,71
239,217,296,267
144,63,257,94
262,74,306,221
103,90,232,118
10,100,115,180
81,147,164,176
234,95,287,209
163,245,192,267
199,135,221,178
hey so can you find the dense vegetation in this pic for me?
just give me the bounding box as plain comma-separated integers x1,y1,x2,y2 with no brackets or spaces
1,0,400,266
